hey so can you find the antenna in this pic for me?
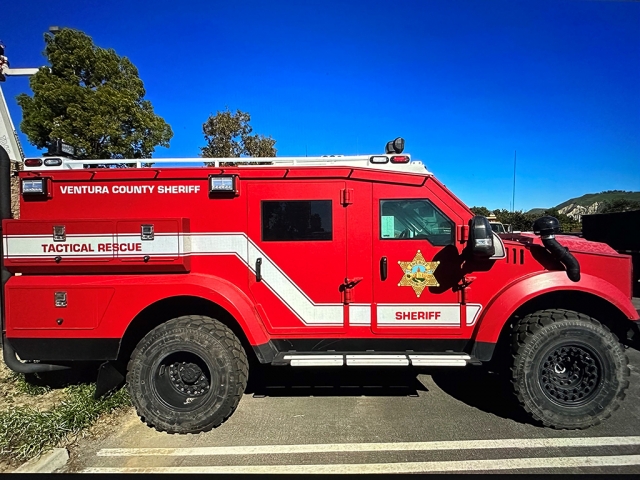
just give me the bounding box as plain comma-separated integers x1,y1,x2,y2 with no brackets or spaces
512,150,516,212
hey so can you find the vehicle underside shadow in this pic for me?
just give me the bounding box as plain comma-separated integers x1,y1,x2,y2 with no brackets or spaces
430,366,535,426
18,361,103,389
246,364,428,397
246,364,537,426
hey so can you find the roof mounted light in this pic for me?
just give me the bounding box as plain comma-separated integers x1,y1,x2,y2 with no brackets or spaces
44,158,62,167
47,139,76,158
369,155,389,164
24,158,43,167
385,137,405,154
390,155,410,164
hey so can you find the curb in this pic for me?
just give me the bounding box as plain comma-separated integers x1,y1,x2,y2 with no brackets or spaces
14,448,69,473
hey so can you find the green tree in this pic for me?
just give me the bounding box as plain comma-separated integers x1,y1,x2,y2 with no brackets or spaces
469,206,582,233
599,198,640,214
17,28,172,159
201,108,276,162
470,206,491,217
493,209,539,232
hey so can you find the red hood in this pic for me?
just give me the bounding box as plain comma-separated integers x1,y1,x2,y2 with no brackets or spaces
501,233,619,255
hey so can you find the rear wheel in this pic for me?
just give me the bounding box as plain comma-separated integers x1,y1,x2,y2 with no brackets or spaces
511,309,629,429
127,315,248,434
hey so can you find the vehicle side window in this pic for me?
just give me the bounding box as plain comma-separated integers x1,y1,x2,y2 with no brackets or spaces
380,199,454,246
262,200,333,241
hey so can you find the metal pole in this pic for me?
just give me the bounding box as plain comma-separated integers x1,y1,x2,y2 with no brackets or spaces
512,150,516,212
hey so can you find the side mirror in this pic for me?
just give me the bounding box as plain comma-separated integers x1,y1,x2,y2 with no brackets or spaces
468,216,495,258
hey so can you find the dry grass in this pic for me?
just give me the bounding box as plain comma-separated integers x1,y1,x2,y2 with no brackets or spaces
0,361,130,466
0,362,65,413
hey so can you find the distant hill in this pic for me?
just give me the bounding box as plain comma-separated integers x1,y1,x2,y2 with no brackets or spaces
527,191,640,220
556,191,640,210
527,208,546,216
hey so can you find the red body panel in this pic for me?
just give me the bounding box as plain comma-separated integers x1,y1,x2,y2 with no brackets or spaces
474,271,638,343
5,270,270,345
3,165,637,357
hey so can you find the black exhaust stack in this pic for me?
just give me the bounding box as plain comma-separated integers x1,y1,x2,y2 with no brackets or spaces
533,216,580,282
0,146,68,373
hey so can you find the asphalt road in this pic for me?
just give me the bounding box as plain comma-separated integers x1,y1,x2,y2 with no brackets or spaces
64,344,640,474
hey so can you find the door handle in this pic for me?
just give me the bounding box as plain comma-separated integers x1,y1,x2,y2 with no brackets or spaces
255,258,262,282
342,277,363,305
380,256,388,281
344,277,363,289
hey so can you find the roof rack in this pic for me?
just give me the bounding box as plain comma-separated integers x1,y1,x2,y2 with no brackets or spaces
23,154,431,174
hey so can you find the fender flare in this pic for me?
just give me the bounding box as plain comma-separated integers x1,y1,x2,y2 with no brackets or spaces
124,273,270,346
473,271,638,344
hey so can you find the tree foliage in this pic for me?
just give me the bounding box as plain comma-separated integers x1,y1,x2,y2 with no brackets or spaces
599,198,640,214
490,209,537,232
469,191,640,233
17,28,172,159
200,108,276,162
470,206,491,217
469,207,581,233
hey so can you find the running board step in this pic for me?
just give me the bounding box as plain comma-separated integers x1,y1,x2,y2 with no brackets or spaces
274,353,476,367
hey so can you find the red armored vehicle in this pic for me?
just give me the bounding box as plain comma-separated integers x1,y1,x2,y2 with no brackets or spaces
1,139,638,433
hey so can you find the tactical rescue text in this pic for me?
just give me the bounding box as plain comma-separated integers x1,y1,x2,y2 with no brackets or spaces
41,243,143,253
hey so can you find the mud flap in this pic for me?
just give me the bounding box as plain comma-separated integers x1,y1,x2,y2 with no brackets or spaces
95,361,126,399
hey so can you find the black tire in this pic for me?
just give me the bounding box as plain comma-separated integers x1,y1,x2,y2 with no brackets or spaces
511,309,629,429
127,315,248,434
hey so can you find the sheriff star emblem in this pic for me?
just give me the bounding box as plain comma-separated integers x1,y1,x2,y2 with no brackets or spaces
397,250,440,298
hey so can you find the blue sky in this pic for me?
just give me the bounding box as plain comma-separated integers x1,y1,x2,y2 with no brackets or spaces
2,0,639,211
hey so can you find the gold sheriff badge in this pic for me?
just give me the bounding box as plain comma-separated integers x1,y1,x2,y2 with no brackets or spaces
398,250,440,298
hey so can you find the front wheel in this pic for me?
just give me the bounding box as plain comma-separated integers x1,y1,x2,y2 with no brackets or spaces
511,309,629,429
127,315,248,434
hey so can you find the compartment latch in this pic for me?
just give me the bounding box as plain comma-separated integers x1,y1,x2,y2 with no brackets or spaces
53,225,66,242
141,224,154,241
54,291,67,308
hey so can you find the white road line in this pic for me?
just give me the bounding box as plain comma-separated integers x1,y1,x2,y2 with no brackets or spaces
97,436,640,457
81,454,640,473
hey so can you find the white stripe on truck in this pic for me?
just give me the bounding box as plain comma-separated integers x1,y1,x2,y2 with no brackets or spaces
3,232,480,328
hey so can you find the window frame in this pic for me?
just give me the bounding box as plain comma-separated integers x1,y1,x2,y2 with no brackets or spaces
260,199,334,242
379,198,455,246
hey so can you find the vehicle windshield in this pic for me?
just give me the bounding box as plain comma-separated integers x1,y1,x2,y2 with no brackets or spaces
490,223,506,233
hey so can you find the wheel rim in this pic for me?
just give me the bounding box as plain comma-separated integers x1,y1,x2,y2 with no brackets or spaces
152,351,214,411
538,344,603,407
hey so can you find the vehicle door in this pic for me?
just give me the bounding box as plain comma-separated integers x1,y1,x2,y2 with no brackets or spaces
247,181,347,335
371,183,475,337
